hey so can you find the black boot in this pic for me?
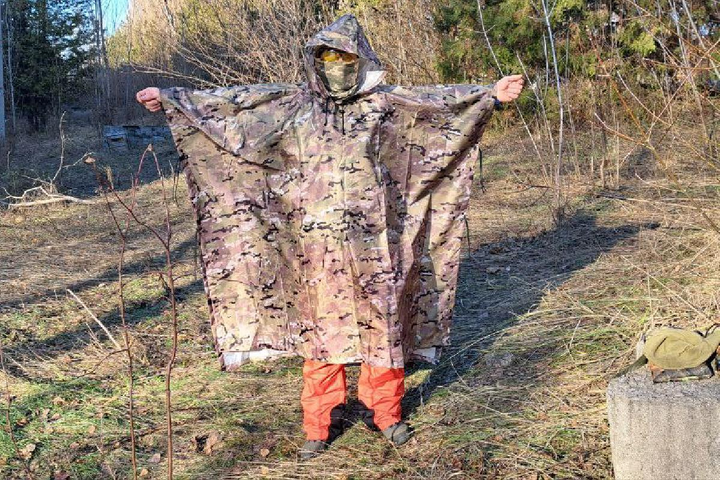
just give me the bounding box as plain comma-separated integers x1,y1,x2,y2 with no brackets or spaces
381,421,412,446
298,440,328,460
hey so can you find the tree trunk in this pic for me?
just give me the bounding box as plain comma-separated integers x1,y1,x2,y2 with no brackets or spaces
95,0,110,123
0,0,6,146
5,0,15,133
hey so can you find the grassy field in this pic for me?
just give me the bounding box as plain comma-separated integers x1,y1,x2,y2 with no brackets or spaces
0,120,718,479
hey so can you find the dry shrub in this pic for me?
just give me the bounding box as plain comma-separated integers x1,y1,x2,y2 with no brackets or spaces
109,0,442,87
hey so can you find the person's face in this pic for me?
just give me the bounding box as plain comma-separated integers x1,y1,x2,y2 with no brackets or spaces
315,48,360,96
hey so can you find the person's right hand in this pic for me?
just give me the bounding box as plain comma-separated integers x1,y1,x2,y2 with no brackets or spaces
136,87,162,112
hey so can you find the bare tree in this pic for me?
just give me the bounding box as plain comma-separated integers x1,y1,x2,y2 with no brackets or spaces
0,0,6,145
540,0,566,222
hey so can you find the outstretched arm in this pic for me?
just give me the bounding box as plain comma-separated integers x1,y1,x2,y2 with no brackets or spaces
135,84,302,168
378,73,525,204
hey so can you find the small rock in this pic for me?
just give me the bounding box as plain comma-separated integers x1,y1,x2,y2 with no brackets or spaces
484,352,514,368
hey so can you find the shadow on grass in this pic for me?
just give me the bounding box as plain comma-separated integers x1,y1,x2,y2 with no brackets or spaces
1,236,199,313
2,238,204,379
341,211,653,437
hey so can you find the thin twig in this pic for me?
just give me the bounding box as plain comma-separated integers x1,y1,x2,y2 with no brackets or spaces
66,289,123,350
100,188,139,479
51,111,67,186
97,144,179,479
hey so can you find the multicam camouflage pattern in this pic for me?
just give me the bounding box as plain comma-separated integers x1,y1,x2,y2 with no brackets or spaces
316,57,360,97
160,14,497,370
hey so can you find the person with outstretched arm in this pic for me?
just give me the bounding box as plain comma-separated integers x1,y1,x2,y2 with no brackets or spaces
137,14,523,460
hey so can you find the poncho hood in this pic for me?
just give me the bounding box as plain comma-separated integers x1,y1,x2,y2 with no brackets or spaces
303,14,386,100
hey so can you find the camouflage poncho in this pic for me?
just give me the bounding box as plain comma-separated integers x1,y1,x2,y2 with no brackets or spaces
160,14,497,370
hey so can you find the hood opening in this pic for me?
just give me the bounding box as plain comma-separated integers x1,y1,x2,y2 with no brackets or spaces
304,14,386,102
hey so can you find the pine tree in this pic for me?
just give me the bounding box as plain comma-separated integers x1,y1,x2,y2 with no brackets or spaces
7,0,95,131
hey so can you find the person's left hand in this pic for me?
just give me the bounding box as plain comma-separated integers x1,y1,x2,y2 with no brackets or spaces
493,74,525,103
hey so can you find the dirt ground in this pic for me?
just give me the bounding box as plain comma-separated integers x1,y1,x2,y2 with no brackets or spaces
0,121,718,479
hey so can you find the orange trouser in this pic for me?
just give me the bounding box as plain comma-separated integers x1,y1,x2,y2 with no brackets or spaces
301,359,405,441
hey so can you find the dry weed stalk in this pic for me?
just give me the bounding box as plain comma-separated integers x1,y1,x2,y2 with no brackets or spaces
66,289,123,351
89,144,178,478
97,165,140,480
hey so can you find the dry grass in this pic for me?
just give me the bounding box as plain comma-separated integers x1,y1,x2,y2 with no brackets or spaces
0,119,718,479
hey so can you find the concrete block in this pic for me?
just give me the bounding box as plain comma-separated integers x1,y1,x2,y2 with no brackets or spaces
607,368,720,480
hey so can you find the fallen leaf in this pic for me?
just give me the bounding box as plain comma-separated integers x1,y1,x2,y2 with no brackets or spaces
87,425,97,435
16,417,28,427
260,466,270,475
53,471,71,480
52,396,65,406
149,453,161,464
69,442,80,449
139,468,149,477
260,448,270,457
50,413,61,421
203,431,223,455
19,443,36,460
41,408,51,420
